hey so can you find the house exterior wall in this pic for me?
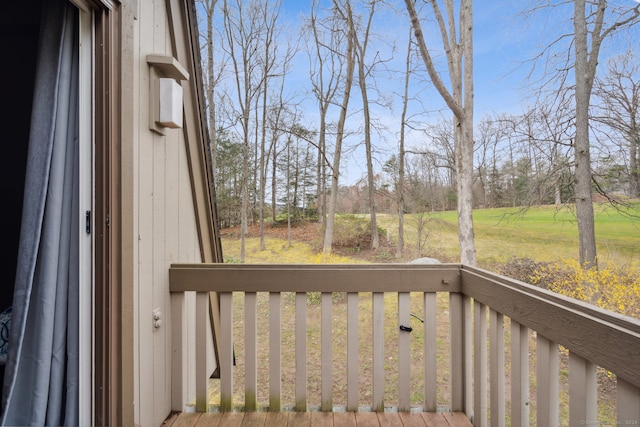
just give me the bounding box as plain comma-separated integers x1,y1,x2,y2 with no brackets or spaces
122,1,210,425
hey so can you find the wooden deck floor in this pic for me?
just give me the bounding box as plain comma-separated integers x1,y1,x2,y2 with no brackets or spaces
161,411,473,427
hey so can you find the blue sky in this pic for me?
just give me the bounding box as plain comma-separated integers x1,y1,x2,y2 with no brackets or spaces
277,1,542,115
274,1,546,183
207,0,639,185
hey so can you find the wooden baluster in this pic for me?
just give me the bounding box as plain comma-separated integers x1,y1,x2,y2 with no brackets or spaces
372,292,385,412
489,310,505,427
617,378,640,425
398,292,411,412
245,292,257,411
347,292,359,411
536,335,559,427
450,292,470,412
269,292,281,411
464,295,473,413
474,301,487,426
568,352,596,427
195,292,209,412
295,292,307,411
510,321,529,427
219,292,233,412
424,292,438,412
170,292,186,411
321,292,333,412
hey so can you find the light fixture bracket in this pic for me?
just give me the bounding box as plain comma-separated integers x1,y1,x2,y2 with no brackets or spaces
146,55,190,134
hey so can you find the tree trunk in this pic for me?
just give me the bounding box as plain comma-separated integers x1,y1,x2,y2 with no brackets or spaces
203,0,218,174
396,28,412,259
631,125,639,198
323,0,356,254
573,0,600,268
353,1,379,250
404,0,476,265
259,82,268,251
272,147,277,223
240,137,249,261
316,117,325,224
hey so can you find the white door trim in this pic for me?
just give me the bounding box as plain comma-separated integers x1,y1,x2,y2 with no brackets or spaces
76,3,94,426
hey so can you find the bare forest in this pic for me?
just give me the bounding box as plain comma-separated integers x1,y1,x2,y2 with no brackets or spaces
197,0,639,266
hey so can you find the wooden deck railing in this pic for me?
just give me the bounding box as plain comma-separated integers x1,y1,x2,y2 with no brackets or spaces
169,263,640,426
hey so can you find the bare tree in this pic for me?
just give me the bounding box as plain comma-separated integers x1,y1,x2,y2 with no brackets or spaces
404,0,476,265
257,0,282,251
474,116,513,208
531,100,575,205
422,120,457,208
351,0,383,249
221,0,268,261
198,0,222,173
496,101,574,207
593,50,640,199
305,0,344,226
322,0,356,254
572,0,639,268
396,28,413,258
522,1,639,267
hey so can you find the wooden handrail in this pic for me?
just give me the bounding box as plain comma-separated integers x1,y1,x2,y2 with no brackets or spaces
169,263,461,293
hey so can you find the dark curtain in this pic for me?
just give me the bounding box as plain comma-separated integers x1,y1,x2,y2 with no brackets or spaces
1,0,79,425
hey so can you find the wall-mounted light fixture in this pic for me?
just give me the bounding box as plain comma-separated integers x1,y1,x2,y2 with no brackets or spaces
146,54,190,135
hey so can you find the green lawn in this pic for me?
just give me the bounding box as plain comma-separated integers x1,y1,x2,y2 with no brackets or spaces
378,202,640,268
221,203,639,269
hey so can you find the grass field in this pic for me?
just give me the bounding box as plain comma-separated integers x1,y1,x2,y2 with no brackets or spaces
222,202,640,269
377,202,640,268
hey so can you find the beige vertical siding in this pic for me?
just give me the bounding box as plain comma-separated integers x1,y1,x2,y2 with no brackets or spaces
129,1,206,425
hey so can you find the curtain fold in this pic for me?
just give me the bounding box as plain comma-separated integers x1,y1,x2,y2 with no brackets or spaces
1,0,79,425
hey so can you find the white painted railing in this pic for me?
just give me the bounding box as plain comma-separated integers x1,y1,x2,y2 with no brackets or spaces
169,264,640,426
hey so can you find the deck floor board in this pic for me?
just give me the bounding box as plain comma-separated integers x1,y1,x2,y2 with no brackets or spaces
162,411,472,427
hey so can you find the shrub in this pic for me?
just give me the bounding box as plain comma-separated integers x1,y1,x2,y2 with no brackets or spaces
500,257,640,319
330,215,386,249
500,257,549,284
530,259,640,318
273,207,317,225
